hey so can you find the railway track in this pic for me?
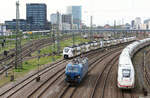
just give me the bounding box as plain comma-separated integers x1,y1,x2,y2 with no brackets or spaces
0,59,66,98
58,43,136,98
144,62,150,93
0,33,75,62
26,46,106,98
0,38,52,72
90,52,120,98
0,35,73,75
0,43,48,74
121,90,134,98
0,42,132,98
0,44,104,98
35,43,133,98
56,47,125,98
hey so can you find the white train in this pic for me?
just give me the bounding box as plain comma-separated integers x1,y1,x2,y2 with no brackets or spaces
118,38,150,89
63,37,136,59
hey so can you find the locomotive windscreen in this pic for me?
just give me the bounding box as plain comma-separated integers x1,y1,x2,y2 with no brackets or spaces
64,48,69,53
122,69,131,78
67,67,79,72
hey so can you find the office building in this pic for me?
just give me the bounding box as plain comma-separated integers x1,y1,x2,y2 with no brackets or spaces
143,19,150,29
26,3,47,30
135,17,141,29
0,24,6,36
5,19,28,31
62,14,72,30
50,12,62,30
144,19,150,24
67,6,82,29
131,20,135,29
51,14,57,24
62,14,72,24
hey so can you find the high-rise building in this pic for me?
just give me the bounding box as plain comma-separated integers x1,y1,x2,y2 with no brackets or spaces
67,6,82,29
131,20,135,29
0,24,6,36
135,17,141,29
26,3,47,30
144,19,150,24
135,17,141,24
51,14,57,24
143,19,150,29
62,14,73,30
62,14,72,24
50,12,62,30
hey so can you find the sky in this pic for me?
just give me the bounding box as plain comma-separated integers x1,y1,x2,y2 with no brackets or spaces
0,0,150,26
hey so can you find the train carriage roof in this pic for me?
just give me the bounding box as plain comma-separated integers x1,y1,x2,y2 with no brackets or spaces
119,56,132,66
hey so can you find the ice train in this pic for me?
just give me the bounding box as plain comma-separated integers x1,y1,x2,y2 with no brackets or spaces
118,38,150,89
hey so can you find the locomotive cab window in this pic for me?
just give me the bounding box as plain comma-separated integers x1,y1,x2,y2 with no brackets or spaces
64,48,69,53
68,67,78,72
122,69,131,78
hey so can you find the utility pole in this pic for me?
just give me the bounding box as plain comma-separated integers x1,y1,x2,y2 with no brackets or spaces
114,20,116,38
90,16,93,41
15,1,22,69
52,25,55,61
122,18,124,37
71,15,75,46
122,18,124,26
56,12,60,55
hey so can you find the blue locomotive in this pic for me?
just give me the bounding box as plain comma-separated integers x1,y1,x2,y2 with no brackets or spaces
65,57,88,83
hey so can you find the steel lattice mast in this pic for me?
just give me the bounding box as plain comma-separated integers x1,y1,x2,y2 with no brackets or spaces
15,1,22,69
90,16,93,41
56,12,60,54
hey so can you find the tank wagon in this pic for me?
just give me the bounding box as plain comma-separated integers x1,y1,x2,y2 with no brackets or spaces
65,57,88,83
118,38,150,89
63,37,136,59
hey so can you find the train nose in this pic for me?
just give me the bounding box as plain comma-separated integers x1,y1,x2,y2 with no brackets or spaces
67,72,79,79
64,55,68,59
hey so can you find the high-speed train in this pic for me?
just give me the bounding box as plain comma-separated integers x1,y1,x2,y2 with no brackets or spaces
63,37,136,59
118,53,135,89
117,38,150,89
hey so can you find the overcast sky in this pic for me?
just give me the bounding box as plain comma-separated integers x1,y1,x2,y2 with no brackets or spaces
0,0,150,26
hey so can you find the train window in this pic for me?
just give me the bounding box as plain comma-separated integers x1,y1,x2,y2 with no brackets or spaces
122,69,131,78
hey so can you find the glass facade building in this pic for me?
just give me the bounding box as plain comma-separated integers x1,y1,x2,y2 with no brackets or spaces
67,6,82,29
26,3,47,30
62,14,72,24
5,19,28,31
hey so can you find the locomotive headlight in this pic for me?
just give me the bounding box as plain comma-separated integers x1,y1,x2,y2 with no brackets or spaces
78,76,80,79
